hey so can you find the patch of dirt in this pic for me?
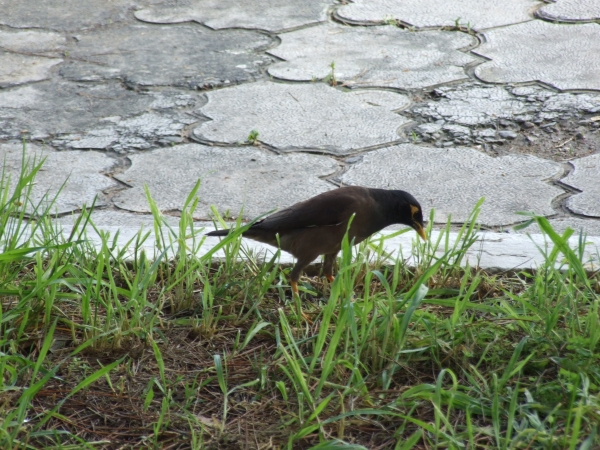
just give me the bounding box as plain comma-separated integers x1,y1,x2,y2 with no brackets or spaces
481,118,600,162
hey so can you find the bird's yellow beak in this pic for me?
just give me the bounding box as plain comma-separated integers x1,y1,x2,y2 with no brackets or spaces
414,222,427,241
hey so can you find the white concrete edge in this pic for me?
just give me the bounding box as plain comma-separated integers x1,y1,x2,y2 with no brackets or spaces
34,222,600,272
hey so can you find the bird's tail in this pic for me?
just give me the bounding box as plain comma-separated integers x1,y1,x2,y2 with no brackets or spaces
205,229,231,237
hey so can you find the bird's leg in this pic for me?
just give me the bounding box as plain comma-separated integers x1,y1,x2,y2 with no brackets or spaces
290,281,299,296
323,252,339,283
289,257,313,296
289,259,314,323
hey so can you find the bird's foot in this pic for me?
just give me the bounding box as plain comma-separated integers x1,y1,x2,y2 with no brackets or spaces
326,274,335,283
290,281,313,323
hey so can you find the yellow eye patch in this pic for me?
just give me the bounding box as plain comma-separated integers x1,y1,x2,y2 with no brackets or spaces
410,205,420,217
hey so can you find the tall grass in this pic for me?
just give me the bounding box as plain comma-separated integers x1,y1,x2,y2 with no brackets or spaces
0,145,599,449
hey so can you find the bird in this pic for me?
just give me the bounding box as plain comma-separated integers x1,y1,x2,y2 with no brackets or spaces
206,186,427,295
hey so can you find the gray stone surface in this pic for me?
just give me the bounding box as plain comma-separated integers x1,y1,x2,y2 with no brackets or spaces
135,0,331,32
498,130,517,139
0,0,150,30
443,124,471,138
0,29,66,54
0,81,204,152
561,154,600,217
474,21,600,91
0,54,61,89
112,144,339,219
0,29,66,88
194,82,410,153
336,0,538,30
268,23,477,89
537,0,600,23
339,144,564,226
0,143,117,214
513,217,600,236
59,23,273,88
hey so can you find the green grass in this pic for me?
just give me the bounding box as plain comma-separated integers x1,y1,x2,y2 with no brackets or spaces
1,146,600,449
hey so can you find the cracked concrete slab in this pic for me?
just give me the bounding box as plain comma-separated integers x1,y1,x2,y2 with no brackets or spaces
561,154,600,217
0,0,152,31
411,83,600,148
0,143,118,214
417,84,600,127
194,82,410,154
135,0,331,32
0,81,204,152
537,0,600,23
268,23,477,89
336,0,539,30
413,84,538,127
339,144,564,226
112,144,339,219
474,21,600,91
59,23,273,88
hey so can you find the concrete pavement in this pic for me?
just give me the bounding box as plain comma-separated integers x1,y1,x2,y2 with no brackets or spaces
1,0,599,270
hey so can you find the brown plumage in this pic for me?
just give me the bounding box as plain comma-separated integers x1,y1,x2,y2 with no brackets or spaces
206,186,427,294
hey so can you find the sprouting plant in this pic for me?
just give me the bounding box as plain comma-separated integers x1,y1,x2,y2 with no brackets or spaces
453,17,472,33
327,61,337,86
383,15,399,26
247,129,259,145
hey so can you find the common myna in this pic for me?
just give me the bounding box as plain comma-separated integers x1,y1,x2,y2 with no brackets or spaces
206,186,427,295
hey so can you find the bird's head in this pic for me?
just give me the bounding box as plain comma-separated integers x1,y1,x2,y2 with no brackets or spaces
393,190,427,241
409,203,427,241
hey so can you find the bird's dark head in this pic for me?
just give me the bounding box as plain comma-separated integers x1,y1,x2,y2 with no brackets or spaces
394,190,427,241
408,203,427,241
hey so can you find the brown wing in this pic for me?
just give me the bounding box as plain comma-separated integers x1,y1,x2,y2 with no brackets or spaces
250,186,371,233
